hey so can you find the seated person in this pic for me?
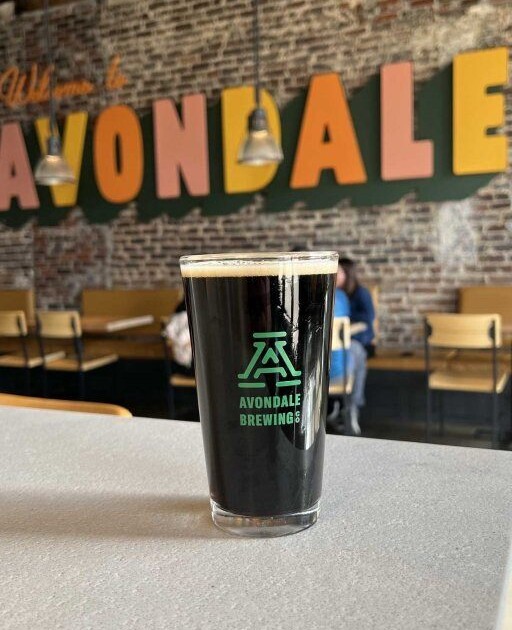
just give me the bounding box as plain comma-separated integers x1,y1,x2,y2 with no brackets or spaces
165,299,194,377
330,259,372,436
339,257,376,357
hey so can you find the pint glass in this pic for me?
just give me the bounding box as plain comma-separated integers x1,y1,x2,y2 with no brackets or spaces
180,252,337,537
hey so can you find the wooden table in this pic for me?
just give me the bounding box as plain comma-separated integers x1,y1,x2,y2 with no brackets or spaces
0,407,511,629
80,315,155,334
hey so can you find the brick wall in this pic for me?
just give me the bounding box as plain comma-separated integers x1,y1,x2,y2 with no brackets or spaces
0,0,511,346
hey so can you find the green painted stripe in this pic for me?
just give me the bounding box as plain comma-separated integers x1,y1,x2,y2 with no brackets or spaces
238,382,266,389
276,380,301,387
252,331,287,339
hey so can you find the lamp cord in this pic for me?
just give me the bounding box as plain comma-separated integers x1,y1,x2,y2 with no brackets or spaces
43,0,56,137
253,0,260,107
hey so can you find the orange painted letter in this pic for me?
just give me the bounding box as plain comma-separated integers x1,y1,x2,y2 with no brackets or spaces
153,94,209,198
380,62,433,181
94,105,144,204
290,73,366,188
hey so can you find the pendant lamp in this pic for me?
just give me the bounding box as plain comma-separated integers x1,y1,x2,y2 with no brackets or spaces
238,0,283,166
34,0,74,185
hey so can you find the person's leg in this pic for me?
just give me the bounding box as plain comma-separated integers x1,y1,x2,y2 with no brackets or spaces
348,340,368,435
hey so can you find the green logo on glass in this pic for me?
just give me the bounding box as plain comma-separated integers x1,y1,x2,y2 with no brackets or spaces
238,332,302,389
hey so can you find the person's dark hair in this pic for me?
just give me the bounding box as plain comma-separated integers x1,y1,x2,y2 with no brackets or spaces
339,257,359,296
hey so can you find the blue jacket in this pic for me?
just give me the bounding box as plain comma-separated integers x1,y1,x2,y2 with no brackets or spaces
330,289,353,380
349,285,375,347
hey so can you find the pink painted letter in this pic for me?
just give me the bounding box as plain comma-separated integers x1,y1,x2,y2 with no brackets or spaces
153,94,210,198
380,62,433,181
0,123,39,211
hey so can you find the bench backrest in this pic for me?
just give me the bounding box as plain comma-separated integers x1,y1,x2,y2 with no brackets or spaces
82,288,184,335
458,286,512,329
0,289,35,324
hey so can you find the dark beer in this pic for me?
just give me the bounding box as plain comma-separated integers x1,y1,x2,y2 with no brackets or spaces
181,252,337,536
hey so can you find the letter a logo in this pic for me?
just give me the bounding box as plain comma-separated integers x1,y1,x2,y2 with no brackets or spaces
238,332,302,389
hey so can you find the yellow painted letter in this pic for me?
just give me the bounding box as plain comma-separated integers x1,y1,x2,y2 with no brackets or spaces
453,47,508,175
221,87,281,194
35,112,88,207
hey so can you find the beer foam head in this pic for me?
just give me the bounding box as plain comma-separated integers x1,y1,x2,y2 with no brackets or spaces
180,252,338,277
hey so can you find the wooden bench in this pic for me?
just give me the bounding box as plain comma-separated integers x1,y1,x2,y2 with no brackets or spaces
368,349,451,372
454,286,512,367
459,285,512,328
82,288,184,359
459,285,512,346
0,289,35,323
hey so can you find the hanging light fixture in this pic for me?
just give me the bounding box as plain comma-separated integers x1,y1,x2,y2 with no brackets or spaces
238,0,283,166
34,0,74,186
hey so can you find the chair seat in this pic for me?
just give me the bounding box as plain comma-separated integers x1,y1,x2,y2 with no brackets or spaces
329,375,354,396
0,350,64,369
429,366,509,394
170,374,196,388
46,354,118,372
446,350,510,368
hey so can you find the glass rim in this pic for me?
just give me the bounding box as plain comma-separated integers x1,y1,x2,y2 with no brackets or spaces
180,251,339,278
180,251,339,265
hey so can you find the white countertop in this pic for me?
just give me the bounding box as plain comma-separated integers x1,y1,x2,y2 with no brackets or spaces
0,407,511,630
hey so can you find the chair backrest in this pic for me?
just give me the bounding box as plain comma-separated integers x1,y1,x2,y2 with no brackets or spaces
82,288,184,334
425,313,502,349
459,285,512,329
332,316,351,351
0,393,132,417
0,310,28,337
37,311,82,339
0,289,35,324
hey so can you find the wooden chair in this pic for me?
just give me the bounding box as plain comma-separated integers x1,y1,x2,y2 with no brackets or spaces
424,313,510,448
327,317,353,430
0,310,63,393
161,318,196,417
36,311,118,400
0,290,36,356
0,392,131,417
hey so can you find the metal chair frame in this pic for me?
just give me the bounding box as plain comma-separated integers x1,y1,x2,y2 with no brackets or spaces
37,313,92,400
